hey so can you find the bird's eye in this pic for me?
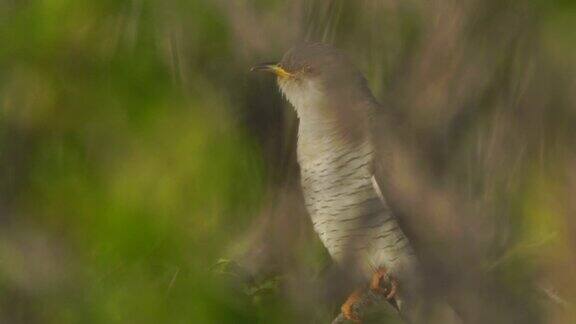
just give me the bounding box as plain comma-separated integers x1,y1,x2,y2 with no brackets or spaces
303,65,314,74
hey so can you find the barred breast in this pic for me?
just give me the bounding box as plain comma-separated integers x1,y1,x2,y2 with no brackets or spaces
298,136,416,279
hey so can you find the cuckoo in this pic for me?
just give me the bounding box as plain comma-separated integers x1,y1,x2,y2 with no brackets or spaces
252,43,422,322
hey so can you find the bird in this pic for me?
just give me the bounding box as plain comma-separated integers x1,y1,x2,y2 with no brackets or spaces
252,43,423,322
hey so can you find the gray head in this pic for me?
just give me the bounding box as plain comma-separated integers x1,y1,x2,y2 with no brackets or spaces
252,43,374,120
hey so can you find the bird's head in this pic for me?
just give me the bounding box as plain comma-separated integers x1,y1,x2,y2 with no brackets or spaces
252,43,369,117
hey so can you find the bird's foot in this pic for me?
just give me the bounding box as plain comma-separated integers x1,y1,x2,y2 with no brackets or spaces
341,289,363,323
370,267,398,301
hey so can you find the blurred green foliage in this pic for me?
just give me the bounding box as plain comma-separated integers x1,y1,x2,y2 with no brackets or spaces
0,0,270,323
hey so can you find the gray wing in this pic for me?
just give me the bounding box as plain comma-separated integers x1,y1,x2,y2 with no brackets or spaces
368,104,423,249
369,103,466,323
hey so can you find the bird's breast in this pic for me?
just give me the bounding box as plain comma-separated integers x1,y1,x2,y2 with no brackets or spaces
297,135,416,279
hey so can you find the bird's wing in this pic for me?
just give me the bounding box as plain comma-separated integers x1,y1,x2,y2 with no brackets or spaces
368,102,465,324
368,103,420,244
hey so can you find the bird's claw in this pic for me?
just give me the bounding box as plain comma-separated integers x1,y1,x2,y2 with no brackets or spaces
341,289,363,323
370,267,398,300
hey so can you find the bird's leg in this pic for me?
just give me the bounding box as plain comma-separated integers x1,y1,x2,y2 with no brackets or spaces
369,267,398,300
341,288,364,323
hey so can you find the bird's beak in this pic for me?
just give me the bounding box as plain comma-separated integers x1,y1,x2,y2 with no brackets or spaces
250,63,292,78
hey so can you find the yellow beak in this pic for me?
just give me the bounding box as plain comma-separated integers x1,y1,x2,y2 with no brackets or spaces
250,63,292,78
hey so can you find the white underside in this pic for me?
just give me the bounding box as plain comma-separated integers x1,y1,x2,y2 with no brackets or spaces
298,138,416,280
